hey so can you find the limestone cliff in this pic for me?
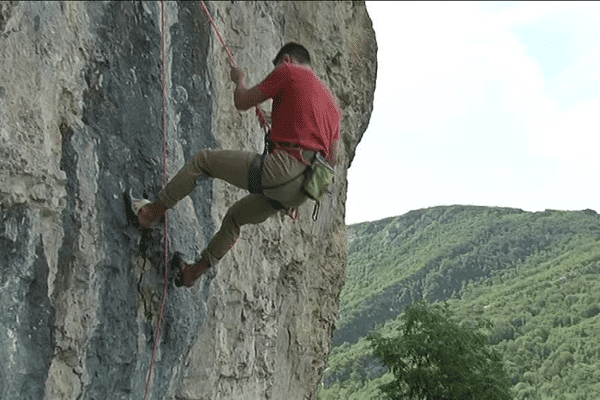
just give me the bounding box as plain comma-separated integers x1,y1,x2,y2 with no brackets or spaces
0,2,376,399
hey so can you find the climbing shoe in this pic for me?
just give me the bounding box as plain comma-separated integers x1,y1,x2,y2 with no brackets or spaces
129,190,167,229
172,252,210,288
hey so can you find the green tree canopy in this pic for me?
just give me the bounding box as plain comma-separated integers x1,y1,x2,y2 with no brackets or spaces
368,301,512,400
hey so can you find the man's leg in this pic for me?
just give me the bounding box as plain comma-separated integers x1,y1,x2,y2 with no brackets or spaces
180,193,279,286
137,149,257,228
206,193,279,265
159,149,256,207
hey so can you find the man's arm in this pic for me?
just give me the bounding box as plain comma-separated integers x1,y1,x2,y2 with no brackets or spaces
234,84,269,111
231,66,269,111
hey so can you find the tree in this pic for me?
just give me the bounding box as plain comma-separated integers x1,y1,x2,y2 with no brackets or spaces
368,301,512,400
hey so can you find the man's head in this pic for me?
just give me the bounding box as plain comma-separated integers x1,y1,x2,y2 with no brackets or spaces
272,42,311,67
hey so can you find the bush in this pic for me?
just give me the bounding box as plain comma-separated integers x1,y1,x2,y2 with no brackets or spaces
369,301,512,400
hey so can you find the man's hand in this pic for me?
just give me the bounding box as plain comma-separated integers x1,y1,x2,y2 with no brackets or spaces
231,65,269,111
230,65,245,86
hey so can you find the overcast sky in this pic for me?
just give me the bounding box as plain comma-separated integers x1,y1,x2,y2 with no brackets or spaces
345,1,600,225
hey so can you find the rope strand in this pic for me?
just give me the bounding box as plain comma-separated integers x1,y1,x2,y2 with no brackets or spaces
200,0,236,68
144,0,170,398
143,2,273,395
199,1,270,135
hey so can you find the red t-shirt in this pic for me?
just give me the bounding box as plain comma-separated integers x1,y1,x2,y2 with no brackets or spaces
258,62,341,163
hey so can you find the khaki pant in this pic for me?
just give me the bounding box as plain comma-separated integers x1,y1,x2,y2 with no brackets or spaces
158,148,310,268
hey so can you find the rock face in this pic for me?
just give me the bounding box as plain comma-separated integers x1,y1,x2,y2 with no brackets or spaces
0,2,376,399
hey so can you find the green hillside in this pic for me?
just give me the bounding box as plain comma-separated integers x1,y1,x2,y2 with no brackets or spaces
321,205,600,399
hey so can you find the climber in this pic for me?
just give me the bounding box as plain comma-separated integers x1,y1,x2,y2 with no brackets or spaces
133,42,341,288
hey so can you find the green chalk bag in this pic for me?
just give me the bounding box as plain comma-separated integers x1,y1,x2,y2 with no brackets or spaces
303,152,335,202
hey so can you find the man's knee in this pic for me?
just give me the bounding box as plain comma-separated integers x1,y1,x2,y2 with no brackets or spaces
227,195,278,227
189,149,212,178
223,205,242,230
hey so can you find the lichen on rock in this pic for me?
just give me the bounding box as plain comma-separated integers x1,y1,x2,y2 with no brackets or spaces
0,2,376,399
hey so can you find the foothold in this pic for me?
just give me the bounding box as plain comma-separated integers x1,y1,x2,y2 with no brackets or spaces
124,189,142,228
175,85,188,103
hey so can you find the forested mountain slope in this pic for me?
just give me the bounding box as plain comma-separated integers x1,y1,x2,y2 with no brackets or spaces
334,205,600,345
321,205,600,400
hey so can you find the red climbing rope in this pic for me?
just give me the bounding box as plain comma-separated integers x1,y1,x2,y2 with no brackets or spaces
143,3,272,396
200,0,236,68
144,0,170,398
199,0,270,135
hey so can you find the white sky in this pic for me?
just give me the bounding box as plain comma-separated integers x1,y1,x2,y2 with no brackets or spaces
346,1,600,225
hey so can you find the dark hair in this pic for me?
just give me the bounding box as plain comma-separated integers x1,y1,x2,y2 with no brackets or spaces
272,42,311,66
